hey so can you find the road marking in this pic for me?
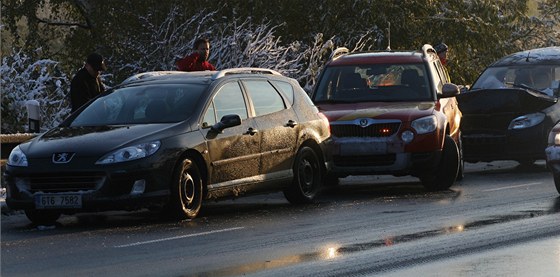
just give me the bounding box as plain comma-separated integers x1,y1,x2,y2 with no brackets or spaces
114,226,245,248
482,182,542,192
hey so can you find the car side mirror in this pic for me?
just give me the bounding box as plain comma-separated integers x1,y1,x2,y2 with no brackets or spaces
440,83,460,98
210,114,242,133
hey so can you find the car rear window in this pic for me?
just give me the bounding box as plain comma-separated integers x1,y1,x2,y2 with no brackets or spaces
69,84,206,126
313,64,431,103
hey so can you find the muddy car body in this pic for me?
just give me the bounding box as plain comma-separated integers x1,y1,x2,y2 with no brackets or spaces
4,68,331,225
311,45,462,191
459,46,560,165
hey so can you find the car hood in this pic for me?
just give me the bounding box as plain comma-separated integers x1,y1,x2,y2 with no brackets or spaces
317,101,436,122
20,124,183,158
457,88,557,115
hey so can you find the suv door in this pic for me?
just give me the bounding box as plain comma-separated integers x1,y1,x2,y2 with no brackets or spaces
242,79,299,179
202,81,262,186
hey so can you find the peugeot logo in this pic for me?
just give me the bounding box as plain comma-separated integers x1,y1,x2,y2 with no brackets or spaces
52,152,75,164
359,118,369,127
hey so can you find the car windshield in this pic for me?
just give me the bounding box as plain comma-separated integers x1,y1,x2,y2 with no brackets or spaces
471,65,560,96
313,64,432,103
68,83,206,126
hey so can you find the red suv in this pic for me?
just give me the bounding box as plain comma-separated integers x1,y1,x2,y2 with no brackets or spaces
311,45,463,191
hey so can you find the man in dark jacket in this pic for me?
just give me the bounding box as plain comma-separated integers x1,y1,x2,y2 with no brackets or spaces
70,53,107,112
176,38,216,71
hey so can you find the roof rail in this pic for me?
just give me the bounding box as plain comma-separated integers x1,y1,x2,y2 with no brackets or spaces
329,47,350,61
212,67,282,80
421,44,437,58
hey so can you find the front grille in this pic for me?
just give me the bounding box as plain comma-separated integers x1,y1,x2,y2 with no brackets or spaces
24,172,105,193
461,113,515,132
331,122,401,137
334,154,396,167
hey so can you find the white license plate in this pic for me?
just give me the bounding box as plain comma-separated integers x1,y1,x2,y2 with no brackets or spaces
339,142,387,155
35,194,82,209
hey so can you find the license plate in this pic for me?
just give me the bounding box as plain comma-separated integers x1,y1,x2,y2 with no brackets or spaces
339,141,387,155
35,194,82,209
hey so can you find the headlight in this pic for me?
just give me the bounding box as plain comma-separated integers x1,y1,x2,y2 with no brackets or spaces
508,113,545,130
96,141,161,164
7,145,28,167
411,115,437,134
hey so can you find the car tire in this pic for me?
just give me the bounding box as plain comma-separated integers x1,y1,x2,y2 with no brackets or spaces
24,209,61,225
169,158,203,219
456,133,465,181
421,135,459,191
284,146,322,204
553,173,560,195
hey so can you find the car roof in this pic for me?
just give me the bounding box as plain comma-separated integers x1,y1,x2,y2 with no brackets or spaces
328,51,426,66
120,68,284,86
326,45,440,66
490,46,560,67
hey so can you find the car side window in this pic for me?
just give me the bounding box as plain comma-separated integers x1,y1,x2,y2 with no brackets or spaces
203,82,248,127
271,80,294,105
243,80,286,116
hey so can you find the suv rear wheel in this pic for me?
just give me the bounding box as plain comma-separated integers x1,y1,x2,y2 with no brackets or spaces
421,135,459,191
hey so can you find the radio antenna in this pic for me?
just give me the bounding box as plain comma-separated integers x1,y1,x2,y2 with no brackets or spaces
386,22,391,51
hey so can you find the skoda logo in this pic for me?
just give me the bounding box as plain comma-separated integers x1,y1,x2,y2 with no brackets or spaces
359,118,369,127
52,152,75,164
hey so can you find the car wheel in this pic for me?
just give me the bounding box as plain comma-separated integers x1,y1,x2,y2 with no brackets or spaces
421,135,459,191
456,133,465,181
553,173,560,195
284,146,322,204
24,209,61,225
169,158,203,219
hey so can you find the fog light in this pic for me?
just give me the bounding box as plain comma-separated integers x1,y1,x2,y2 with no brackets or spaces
130,180,146,195
401,130,414,143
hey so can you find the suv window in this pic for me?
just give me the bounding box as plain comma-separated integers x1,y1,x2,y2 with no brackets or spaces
313,64,431,102
204,82,248,126
243,80,286,116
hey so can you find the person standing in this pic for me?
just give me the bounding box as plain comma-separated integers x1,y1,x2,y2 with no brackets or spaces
176,38,216,71
70,53,107,112
434,43,449,66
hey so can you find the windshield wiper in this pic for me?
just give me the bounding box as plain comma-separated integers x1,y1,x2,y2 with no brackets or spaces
508,82,550,96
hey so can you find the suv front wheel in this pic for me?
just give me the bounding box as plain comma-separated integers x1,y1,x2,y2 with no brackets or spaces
420,135,460,191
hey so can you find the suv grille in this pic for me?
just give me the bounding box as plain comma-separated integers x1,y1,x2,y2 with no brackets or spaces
331,122,401,137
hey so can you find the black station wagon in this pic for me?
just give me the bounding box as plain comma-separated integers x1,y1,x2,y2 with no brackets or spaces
4,68,331,225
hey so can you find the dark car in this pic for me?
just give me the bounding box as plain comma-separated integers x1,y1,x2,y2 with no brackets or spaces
311,45,462,191
4,68,331,225
546,122,560,194
458,46,560,165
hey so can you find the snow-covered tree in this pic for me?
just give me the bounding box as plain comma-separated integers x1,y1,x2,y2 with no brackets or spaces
1,50,70,133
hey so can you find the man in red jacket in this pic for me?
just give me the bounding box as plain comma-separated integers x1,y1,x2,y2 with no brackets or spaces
176,38,216,71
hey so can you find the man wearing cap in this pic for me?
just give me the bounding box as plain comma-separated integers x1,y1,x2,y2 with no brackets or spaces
69,53,107,112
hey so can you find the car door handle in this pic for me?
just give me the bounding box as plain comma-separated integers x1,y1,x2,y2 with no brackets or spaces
286,120,298,128
245,127,258,136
